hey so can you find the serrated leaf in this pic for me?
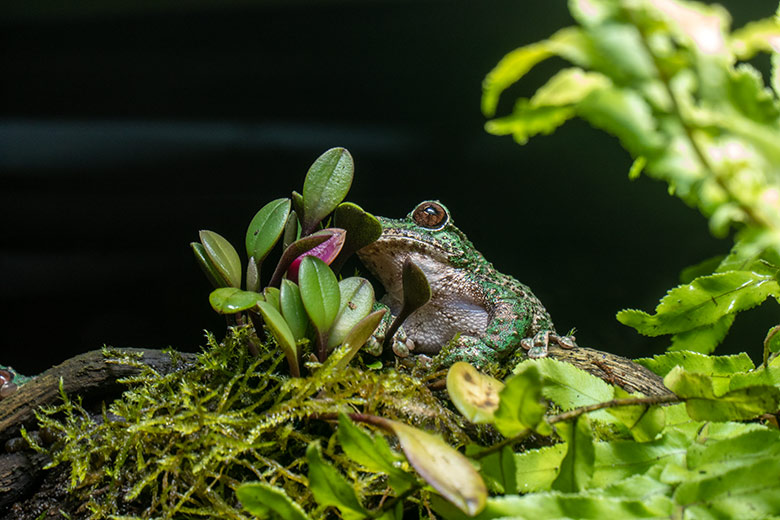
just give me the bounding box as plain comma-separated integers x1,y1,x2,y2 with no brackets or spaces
687,428,780,476
515,358,615,421
327,277,374,349
636,350,754,377
482,41,555,117
607,387,665,442
331,202,382,272
256,300,299,377
337,414,413,494
674,457,780,518
513,443,567,494
730,16,780,59
245,198,291,263
306,442,368,520
590,430,690,488
485,102,575,144
494,364,550,437
199,230,242,289
208,288,263,314
664,366,780,421
475,445,517,494
388,420,487,516
301,148,354,235
531,67,611,107
577,86,663,156
668,313,735,354
447,362,505,424
236,481,311,520
280,279,308,341
617,271,780,336
552,416,594,492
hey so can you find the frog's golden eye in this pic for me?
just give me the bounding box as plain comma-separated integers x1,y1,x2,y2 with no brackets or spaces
412,201,448,230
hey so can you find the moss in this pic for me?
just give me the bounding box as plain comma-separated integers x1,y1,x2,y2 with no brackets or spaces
28,327,472,519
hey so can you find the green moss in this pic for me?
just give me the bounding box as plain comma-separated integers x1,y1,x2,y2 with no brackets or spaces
29,327,469,519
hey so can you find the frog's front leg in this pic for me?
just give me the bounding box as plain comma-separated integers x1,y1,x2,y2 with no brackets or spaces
363,302,416,358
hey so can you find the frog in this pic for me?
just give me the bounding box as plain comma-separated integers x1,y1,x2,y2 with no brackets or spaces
356,200,575,371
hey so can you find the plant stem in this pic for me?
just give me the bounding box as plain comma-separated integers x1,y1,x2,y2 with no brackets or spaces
547,393,681,424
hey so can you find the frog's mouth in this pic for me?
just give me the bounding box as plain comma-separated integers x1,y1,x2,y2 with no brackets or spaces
365,229,453,263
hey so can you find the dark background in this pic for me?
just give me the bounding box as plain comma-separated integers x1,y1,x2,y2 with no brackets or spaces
2,0,776,375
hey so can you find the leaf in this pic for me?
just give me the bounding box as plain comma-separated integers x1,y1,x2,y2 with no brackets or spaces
245,198,291,263
263,286,281,312
476,445,517,494
327,277,375,349
551,416,595,492
191,242,226,289
331,202,383,271
301,148,354,235
337,414,413,493
236,481,311,520
283,209,300,250
515,358,615,422
577,86,663,157
482,41,555,117
401,257,432,311
298,256,341,339
208,288,263,314
617,271,780,336
636,350,754,378
246,257,260,292
446,362,505,424
198,230,242,289
280,279,308,341
513,444,567,494
286,228,346,282
329,309,387,372
667,313,735,354
306,442,368,520
531,67,611,108
664,366,780,421
256,300,300,377
494,364,550,437
730,16,780,59
267,233,331,288
607,387,665,442
485,102,576,145
687,428,780,475
387,420,487,516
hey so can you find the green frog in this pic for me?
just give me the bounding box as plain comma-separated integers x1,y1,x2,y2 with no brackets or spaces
357,201,575,370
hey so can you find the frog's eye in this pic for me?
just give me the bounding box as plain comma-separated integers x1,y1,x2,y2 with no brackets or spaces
412,201,448,230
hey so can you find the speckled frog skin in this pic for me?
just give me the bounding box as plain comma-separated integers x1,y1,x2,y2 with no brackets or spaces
357,201,574,369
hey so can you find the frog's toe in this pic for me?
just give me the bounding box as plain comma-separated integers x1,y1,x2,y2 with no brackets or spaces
552,333,577,350
521,330,577,359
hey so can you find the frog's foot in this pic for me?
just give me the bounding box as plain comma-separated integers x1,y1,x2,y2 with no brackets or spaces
521,330,577,359
364,321,415,358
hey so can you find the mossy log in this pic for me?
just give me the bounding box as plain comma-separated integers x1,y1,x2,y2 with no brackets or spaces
0,348,196,516
0,345,666,518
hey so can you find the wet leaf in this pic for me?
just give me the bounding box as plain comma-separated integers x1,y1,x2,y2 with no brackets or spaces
199,230,242,288
256,300,300,377
446,362,505,424
245,198,290,264
327,277,374,349
331,202,382,271
287,228,346,282
301,148,354,234
208,288,263,314
191,242,226,289
236,481,311,520
306,442,368,520
387,420,487,516
280,279,308,340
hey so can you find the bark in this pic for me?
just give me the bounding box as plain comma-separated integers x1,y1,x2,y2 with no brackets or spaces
0,348,196,517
